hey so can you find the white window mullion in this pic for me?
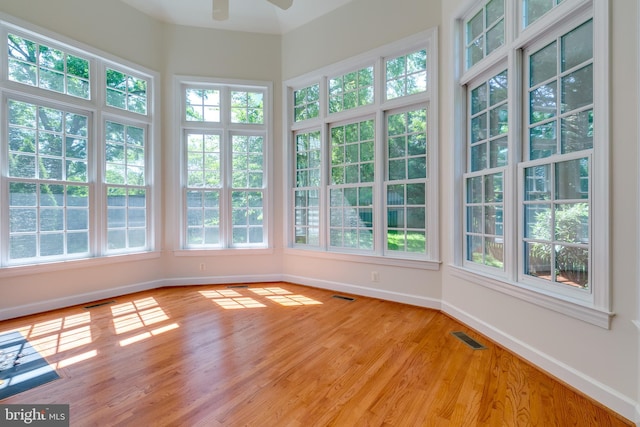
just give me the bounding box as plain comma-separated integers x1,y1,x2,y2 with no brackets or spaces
374,108,385,256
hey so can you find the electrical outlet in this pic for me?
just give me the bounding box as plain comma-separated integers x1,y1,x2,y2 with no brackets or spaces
371,271,379,282
199,263,206,271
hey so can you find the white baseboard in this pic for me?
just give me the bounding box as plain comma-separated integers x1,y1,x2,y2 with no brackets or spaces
0,274,285,321
442,301,639,424
282,274,442,310
0,280,159,321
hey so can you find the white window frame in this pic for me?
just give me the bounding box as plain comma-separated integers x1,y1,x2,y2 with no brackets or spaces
452,0,611,328
173,76,273,255
0,14,160,277
283,29,440,270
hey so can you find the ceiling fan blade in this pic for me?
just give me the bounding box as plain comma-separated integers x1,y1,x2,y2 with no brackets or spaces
212,0,229,20
267,0,293,10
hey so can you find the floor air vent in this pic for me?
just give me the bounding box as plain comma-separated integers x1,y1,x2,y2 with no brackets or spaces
451,331,486,350
84,300,116,309
227,285,249,289
332,295,355,301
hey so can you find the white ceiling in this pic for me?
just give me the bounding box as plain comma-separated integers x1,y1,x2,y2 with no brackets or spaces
120,0,354,35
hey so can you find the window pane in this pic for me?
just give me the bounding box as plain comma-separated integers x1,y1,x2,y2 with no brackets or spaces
561,110,593,153
386,49,427,100
8,34,90,99
525,165,551,201
9,182,90,260
294,84,320,122
465,0,504,69
186,89,220,122
555,245,588,288
529,122,557,160
524,0,554,27
329,66,374,113
530,42,557,87
106,69,147,115
530,82,557,124
561,20,593,72
561,65,592,114
486,20,504,55
231,91,264,124
555,158,588,200
332,120,375,185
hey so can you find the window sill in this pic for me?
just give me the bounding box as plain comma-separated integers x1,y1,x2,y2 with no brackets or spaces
284,247,441,270
449,265,614,329
0,251,162,279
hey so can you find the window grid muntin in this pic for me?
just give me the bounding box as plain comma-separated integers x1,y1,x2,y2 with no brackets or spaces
7,33,91,100
287,33,435,260
459,1,601,305
231,134,265,246
106,186,147,251
186,88,221,122
328,66,375,114
464,68,509,271
294,130,321,246
385,107,429,256
105,121,146,186
230,90,264,124
523,0,565,28
8,99,89,183
180,82,269,250
465,0,506,70
106,68,148,115
330,119,375,186
328,185,374,251
385,49,428,100
521,154,591,290
184,131,222,248
464,170,506,269
527,20,594,162
105,120,148,252
328,118,375,251
8,181,90,261
186,190,221,246
294,84,320,122
521,19,593,290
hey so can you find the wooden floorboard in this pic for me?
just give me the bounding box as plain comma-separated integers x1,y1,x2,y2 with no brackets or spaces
0,282,633,426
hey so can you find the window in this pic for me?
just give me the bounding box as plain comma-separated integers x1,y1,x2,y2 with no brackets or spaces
456,0,609,326
464,70,508,271
1,21,157,268
386,107,428,255
329,66,374,114
8,34,90,99
294,84,320,122
465,0,505,69
105,121,148,251
8,100,90,260
178,79,271,250
523,0,565,28
106,68,148,115
285,30,438,264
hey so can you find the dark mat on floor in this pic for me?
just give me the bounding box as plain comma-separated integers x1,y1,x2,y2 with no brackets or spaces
0,331,60,400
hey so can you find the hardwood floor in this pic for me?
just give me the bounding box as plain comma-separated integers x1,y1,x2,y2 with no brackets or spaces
0,283,632,426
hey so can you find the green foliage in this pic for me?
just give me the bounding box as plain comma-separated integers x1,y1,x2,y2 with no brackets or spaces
529,202,589,287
